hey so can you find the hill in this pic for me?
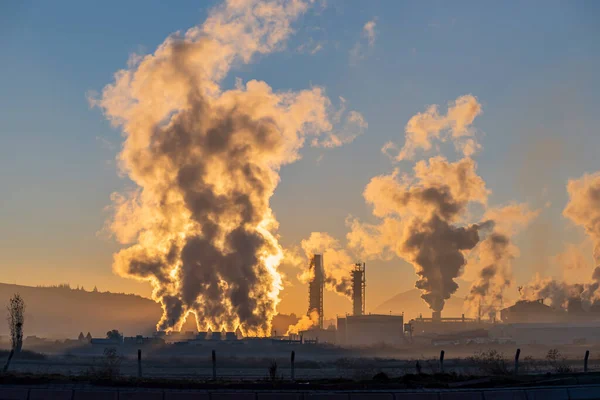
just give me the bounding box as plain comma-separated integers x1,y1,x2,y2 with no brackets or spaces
373,288,466,321
0,282,161,338
0,283,298,339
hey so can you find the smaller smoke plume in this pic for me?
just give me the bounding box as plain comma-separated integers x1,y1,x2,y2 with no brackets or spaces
285,310,319,335
520,171,600,309
521,269,600,310
300,232,355,298
382,95,482,161
349,156,491,312
563,172,600,263
464,204,539,318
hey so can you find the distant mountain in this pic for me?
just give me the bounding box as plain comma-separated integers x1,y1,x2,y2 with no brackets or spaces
0,282,161,338
372,288,466,321
0,282,299,339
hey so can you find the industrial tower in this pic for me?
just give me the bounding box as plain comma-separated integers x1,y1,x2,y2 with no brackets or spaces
308,254,324,329
352,263,366,316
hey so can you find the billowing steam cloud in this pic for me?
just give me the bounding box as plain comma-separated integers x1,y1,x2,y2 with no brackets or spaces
564,172,600,263
300,232,355,297
348,95,538,314
521,171,600,308
382,95,482,161
464,204,539,318
285,310,319,335
93,0,365,335
348,156,492,312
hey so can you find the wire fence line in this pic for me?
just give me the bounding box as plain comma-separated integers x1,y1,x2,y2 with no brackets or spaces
3,347,599,381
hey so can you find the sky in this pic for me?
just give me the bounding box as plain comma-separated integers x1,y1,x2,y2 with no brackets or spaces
1,0,599,322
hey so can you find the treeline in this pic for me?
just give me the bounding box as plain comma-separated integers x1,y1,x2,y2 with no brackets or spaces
34,283,142,298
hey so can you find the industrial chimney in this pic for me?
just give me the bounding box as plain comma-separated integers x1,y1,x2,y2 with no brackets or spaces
352,263,366,316
308,254,324,329
432,311,441,322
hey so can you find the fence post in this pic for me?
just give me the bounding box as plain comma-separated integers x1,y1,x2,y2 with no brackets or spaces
137,349,142,378
514,348,520,376
291,350,295,381
439,350,445,373
212,350,217,380
2,350,14,373
585,350,590,373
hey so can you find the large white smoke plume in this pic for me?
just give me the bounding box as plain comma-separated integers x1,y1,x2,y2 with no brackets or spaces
521,172,600,309
92,0,364,335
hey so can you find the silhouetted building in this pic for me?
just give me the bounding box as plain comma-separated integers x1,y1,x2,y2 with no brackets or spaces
124,335,165,346
299,327,336,344
500,299,562,324
337,314,404,346
408,312,482,338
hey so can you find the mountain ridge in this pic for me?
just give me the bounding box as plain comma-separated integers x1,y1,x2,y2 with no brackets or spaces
373,288,466,321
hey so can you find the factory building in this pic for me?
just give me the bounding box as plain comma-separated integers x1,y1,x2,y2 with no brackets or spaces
406,312,484,339
500,299,563,324
337,314,404,346
299,327,337,344
308,254,324,329
301,257,406,346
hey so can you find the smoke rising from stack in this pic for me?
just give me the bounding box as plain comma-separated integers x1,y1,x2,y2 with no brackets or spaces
521,171,600,308
349,95,539,314
564,172,600,264
464,204,539,318
349,156,492,312
285,310,319,335
300,232,355,298
92,0,365,335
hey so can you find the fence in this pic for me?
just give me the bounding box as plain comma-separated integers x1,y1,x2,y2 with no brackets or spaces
2,348,598,381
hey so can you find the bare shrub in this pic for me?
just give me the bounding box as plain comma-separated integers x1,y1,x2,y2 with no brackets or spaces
268,360,278,381
423,357,440,374
86,348,122,380
520,355,542,374
467,349,510,375
7,294,25,353
546,349,572,374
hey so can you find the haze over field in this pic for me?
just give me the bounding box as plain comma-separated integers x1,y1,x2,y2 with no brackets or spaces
1,0,599,333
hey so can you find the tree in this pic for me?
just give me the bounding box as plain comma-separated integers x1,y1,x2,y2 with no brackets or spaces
86,332,92,341
106,329,123,341
78,332,85,341
7,294,25,353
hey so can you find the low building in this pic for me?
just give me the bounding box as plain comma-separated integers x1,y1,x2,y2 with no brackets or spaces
25,336,51,347
299,328,337,344
408,313,484,338
337,314,404,346
90,338,122,346
123,335,165,346
500,299,564,324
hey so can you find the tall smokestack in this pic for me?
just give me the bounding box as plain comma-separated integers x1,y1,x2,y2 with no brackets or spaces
432,311,441,322
308,254,324,329
352,263,366,316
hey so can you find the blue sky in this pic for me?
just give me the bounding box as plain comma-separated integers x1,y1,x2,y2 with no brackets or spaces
1,1,599,317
